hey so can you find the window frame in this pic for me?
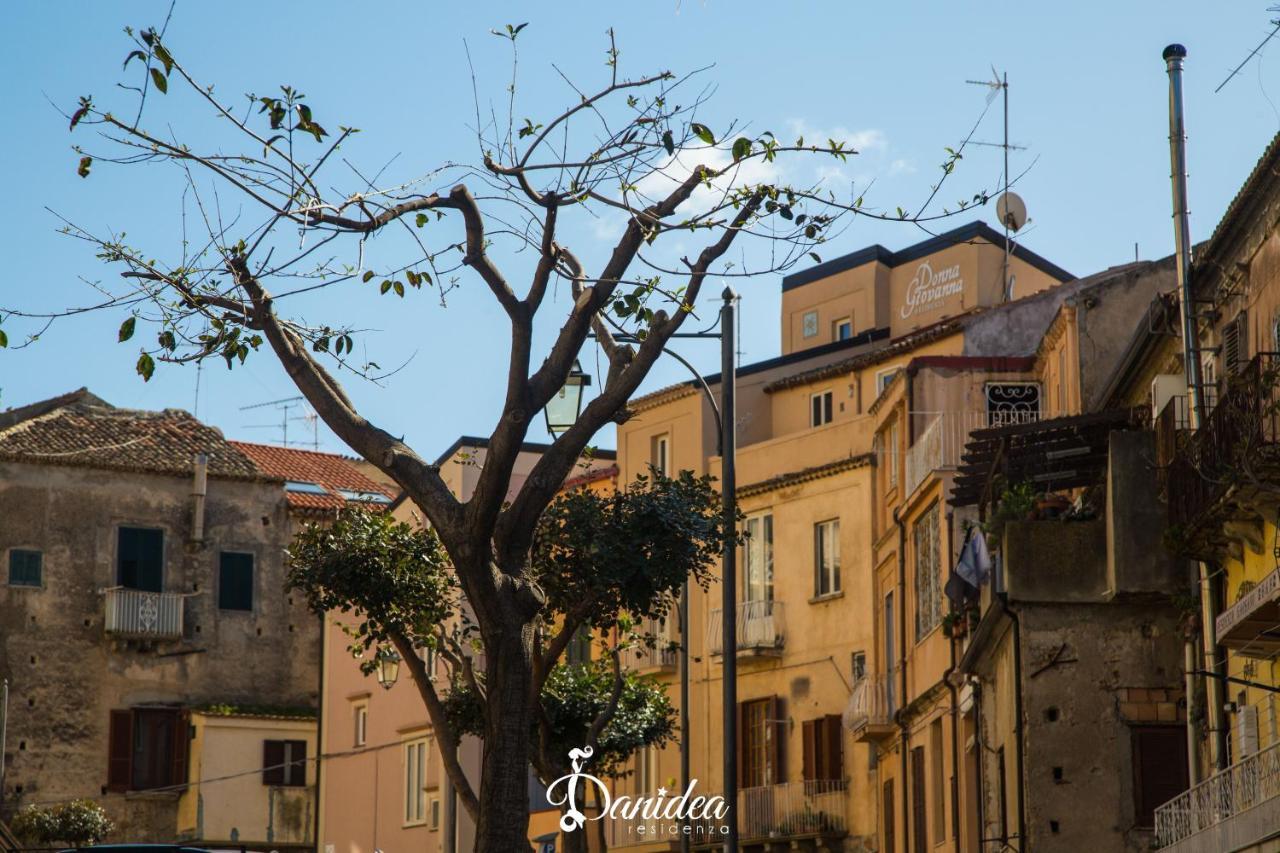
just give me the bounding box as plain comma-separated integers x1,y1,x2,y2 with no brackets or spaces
353,702,368,747
835,317,853,341
743,513,774,604
813,519,841,598
263,739,308,787
7,548,43,588
217,550,256,612
404,737,429,826
913,503,943,642
810,389,834,428
650,433,671,477
117,526,165,593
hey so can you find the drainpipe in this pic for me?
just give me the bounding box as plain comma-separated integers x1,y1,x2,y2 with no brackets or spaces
191,453,208,543
971,678,986,850
895,509,910,853
1163,42,1226,773
1,679,8,805
1003,599,1027,852
945,512,961,845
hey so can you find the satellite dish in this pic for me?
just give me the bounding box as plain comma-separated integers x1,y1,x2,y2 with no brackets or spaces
997,192,1028,232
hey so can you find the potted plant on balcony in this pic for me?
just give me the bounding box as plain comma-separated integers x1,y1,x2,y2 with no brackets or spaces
941,610,968,639
1035,491,1072,519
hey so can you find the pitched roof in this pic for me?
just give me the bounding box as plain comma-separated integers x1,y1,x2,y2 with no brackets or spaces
230,441,395,513
0,389,261,480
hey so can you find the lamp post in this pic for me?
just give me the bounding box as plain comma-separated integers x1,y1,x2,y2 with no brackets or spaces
544,359,591,437
565,290,740,852
375,648,401,690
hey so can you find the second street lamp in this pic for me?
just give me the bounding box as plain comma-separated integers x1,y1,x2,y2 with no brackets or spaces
375,648,401,690
544,359,591,437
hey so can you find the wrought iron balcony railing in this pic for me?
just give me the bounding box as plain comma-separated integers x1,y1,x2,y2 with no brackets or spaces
104,587,184,640
708,599,784,656
1155,738,1280,849
1158,353,1280,530
623,615,678,670
842,671,897,742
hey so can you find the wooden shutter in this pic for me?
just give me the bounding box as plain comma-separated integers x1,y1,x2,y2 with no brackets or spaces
768,696,786,784
1132,726,1189,828
911,746,928,853
263,739,286,785
802,720,817,782
1223,311,1248,375
170,711,189,789
107,709,134,791
883,780,896,853
823,715,844,782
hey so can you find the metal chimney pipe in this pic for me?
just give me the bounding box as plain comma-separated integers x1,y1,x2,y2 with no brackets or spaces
1163,42,1225,775
192,452,208,543
1164,44,1206,426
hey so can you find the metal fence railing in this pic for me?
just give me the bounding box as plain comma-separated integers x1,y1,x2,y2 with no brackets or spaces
103,587,184,639
1155,738,1280,848
707,600,784,656
842,671,896,735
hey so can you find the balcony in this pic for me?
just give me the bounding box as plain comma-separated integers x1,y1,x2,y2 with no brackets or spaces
605,779,847,848
1156,739,1280,851
1215,565,1280,658
1158,353,1280,533
842,672,897,742
905,409,1040,500
104,587,184,640
624,615,678,670
708,600,784,657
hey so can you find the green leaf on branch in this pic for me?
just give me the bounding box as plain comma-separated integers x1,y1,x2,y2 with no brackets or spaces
661,130,675,155
150,67,168,94
732,137,752,161
380,280,392,295
118,317,136,342
136,352,155,382
0,329,8,348
123,50,147,70
153,44,174,75
690,123,715,145
393,281,405,298
362,270,375,283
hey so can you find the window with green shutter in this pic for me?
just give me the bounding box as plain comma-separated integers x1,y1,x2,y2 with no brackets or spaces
218,552,254,611
118,527,164,592
8,549,42,587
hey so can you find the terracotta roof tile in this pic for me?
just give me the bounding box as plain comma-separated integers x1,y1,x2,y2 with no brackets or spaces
230,441,395,512
0,391,260,480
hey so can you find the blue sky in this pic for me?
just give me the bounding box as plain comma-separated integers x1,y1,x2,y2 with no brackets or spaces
1,1,1277,457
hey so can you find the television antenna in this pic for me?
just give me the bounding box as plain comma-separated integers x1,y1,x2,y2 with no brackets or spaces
1216,6,1280,93
239,395,320,450
966,67,1030,301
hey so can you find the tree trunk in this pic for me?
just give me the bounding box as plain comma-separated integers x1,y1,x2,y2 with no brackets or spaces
475,618,538,852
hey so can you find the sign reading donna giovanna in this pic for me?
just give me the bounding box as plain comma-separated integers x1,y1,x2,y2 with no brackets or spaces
900,260,964,320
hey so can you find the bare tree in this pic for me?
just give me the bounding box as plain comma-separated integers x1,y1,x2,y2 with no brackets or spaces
6,19,988,851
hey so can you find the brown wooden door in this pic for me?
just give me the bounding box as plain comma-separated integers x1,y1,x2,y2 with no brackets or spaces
911,746,928,853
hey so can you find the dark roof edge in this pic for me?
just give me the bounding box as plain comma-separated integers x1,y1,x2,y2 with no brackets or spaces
781,220,1074,292
433,435,617,468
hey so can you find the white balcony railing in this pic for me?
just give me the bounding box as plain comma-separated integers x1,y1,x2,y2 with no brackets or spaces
904,409,1040,498
842,672,896,736
1155,739,1280,848
104,587,184,639
623,616,678,670
708,600,784,656
605,779,847,848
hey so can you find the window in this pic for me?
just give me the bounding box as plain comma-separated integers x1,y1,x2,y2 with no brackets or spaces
810,390,834,427
218,552,254,611
739,697,784,788
744,514,774,603
404,738,428,824
650,433,670,477
1132,726,1188,828
851,650,867,681
118,527,163,592
264,739,307,787
636,745,658,795
884,592,896,715
1223,310,1248,376
835,317,853,340
814,519,841,597
876,367,901,395
911,746,928,852
285,480,329,495
801,715,844,782
429,795,442,831
8,549,42,587
885,420,900,490
107,707,187,792
996,747,1008,844
985,382,1041,427
354,703,368,747
930,719,945,841
914,504,942,641
338,489,392,504
883,780,896,853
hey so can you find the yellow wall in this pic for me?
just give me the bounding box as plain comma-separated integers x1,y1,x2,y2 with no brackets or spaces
179,712,317,847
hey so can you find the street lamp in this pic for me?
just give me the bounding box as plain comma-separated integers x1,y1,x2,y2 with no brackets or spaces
544,360,591,437
375,648,401,690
